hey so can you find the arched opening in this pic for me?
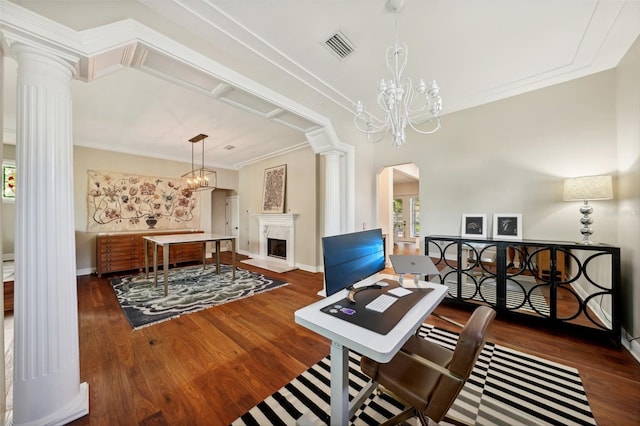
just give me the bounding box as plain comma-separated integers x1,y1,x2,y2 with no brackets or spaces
377,163,420,262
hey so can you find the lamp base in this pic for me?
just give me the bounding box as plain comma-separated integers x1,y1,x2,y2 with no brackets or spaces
579,201,594,244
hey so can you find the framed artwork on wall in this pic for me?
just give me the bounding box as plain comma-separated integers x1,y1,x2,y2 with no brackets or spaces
493,213,523,240
86,170,200,232
461,214,487,238
261,164,287,213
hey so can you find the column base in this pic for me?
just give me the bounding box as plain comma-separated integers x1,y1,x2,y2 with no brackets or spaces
12,382,88,426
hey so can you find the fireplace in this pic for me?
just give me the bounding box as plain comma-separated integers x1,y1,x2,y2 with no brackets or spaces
256,214,298,269
267,238,287,259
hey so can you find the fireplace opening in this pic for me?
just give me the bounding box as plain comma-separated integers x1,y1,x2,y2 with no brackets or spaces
267,238,287,260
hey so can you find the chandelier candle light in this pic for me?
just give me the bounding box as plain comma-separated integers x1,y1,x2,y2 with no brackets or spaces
354,0,442,147
182,133,216,191
563,175,613,245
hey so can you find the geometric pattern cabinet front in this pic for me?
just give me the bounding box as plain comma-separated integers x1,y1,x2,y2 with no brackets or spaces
424,235,621,345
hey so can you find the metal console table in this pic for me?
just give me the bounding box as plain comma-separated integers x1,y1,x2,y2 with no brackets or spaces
424,235,621,345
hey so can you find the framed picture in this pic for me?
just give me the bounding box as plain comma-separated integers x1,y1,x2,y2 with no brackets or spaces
493,213,522,240
261,164,287,213
461,214,487,238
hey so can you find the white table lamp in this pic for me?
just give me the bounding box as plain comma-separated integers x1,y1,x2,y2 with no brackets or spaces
563,175,613,244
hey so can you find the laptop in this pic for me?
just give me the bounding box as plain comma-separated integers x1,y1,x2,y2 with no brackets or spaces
389,255,440,286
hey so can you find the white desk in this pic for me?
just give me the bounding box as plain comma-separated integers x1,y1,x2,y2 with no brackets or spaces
294,275,448,425
143,233,236,296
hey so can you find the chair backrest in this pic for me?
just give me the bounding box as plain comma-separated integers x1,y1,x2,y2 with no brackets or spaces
424,306,496,422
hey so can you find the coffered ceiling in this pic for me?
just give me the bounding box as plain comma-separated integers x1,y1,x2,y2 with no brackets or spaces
2,0,639,170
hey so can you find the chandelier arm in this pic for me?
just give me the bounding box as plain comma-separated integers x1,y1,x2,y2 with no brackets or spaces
396,44,408,82
366,126,391,144
376,89,394,114
406,116,442,135
354,112,389,134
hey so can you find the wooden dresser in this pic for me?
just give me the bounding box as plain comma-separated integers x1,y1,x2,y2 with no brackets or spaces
96,230,203,277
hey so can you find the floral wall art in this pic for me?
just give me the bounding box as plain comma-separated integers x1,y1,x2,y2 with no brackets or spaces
87,170,200,232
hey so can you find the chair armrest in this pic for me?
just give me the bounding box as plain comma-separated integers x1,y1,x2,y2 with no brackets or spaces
398,348,464,384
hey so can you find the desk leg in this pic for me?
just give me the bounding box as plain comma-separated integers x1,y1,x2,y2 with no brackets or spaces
163,244,169,297
215,241,221,273
330,341,349,425
144,239,149,278
152,243,158,288
231,238,236,280
202,242,206,270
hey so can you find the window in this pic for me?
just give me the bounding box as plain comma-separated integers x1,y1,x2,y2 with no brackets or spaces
2,160,16,203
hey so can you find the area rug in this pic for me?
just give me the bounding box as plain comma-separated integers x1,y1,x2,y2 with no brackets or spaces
110,264,288,330
232,324,595,426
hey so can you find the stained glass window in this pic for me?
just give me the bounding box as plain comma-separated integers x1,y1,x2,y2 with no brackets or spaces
2,161,16,202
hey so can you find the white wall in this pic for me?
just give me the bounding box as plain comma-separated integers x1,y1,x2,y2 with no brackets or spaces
373,70,618,244
615,36,640,347
377,167,393,262
237,146,318,270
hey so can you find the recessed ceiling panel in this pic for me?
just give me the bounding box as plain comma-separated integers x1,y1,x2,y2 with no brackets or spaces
272,111,320,133
140,48,223,92
217,87,281,116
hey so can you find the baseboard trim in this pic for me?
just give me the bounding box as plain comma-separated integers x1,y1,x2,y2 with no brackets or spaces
622,327,640,364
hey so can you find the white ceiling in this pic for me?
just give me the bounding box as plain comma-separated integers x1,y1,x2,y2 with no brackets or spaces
2,0,639,170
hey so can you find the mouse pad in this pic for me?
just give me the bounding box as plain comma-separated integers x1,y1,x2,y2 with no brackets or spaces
320,279,434,335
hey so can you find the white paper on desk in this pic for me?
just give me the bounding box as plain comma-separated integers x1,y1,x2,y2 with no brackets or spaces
388,287,412,297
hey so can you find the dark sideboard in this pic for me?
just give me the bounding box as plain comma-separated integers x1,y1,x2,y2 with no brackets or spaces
424,235,621,345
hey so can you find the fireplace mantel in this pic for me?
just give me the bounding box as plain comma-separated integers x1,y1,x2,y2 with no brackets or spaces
255,213,298,226
255,213,298,269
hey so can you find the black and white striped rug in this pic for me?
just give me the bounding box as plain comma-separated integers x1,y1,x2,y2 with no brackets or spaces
444,281,551,317
232,325,595,425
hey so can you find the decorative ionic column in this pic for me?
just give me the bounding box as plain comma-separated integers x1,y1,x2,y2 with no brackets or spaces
11,43,88,425
322,150,343,237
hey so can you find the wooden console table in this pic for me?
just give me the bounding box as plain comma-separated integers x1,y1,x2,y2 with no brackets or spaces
95,230,203,277
424,236,621,345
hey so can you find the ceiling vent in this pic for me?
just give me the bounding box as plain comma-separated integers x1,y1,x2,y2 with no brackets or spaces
324,30,356,60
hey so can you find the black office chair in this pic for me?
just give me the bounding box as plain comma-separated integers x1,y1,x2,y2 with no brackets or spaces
360,306,496,425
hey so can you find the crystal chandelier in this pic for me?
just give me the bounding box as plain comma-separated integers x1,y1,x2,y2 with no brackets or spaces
354,0,442,148
181,133,216,191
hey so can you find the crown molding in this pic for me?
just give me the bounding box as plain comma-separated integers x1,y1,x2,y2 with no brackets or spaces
0,0,342,160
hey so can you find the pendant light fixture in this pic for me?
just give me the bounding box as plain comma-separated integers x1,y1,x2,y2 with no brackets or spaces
353,0,442,147
181,133,216,191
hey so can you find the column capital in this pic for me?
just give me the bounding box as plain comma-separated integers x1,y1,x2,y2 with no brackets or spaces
10,42,78,80
320,149,344,158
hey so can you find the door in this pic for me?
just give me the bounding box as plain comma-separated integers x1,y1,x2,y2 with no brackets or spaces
393,195,420,243
226,195,239,248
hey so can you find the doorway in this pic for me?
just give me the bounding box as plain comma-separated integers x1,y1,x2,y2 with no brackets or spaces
226,195,239,246
393,195,420,242
379,163,420,257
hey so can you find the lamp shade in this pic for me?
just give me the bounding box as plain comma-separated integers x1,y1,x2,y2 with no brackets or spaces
563,175,613,201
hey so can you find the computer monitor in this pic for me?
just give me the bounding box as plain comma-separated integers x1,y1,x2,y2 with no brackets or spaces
322,228,385,297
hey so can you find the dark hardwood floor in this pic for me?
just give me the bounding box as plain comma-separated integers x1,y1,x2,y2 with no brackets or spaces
66,249,639,426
